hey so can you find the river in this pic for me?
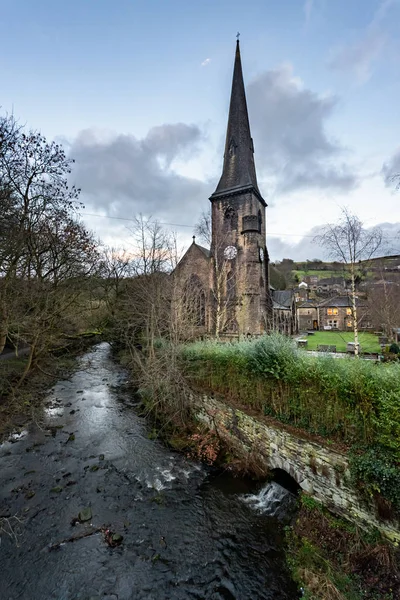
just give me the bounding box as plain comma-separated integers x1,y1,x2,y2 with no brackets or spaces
0,343,299,600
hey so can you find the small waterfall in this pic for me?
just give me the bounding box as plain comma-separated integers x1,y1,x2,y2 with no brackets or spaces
243,481,298,520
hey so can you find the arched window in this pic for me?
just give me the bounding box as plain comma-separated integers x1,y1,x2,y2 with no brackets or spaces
183,274,206,326
258,209,262,233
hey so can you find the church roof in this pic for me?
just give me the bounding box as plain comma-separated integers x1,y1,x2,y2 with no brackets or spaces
172,240,211,274
210,41,265,206
195,243,211,258
272,290,294,308
273,300,291,311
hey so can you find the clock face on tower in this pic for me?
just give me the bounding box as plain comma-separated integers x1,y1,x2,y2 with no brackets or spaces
224,245,237,260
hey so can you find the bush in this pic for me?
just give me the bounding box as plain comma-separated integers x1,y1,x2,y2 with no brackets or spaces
180,333,400,450
349,447,400,515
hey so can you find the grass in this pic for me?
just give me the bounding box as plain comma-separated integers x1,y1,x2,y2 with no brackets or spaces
293,270,343,279
303,331,381,354
292,269,374,280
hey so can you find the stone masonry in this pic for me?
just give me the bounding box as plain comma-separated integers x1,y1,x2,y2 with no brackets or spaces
196,395,400,544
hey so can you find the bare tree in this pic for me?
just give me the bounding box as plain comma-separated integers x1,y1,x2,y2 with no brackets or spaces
98,246,133,319
194,208,212,247
367,260,400,340
108,216,185,353
315,208,382,356
127,214,178,276
194,207,238,337
0,113,99,382
0,114,83,353
212,247,237,338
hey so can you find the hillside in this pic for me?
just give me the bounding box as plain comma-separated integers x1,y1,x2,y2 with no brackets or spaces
271,255,400,290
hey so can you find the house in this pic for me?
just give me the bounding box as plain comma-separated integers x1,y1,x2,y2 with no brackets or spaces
294,281,308,302
296,295,372,332
317,296,370,331
315,277,347,295
297,300,319,331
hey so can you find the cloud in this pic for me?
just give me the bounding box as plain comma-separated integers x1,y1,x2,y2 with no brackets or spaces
329,30,386,84
382,148,400,187
247,64,357,193
328,0,399,84
303,0,313,25
201,58,211,67
268,225,324,262
268,222,400,262
69,123,209,229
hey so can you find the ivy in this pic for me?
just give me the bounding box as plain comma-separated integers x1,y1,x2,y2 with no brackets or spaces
349,447,400,514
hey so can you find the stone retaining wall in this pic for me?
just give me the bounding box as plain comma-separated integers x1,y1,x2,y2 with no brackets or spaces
195,395,400,544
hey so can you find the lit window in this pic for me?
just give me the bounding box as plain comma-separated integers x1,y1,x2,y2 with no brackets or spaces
347,320,352,327
327,308,338,316
346,308,352,315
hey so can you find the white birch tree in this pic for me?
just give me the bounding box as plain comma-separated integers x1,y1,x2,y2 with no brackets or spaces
315,209,382,356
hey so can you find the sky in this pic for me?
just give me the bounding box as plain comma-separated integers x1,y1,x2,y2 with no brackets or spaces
1,0,400,260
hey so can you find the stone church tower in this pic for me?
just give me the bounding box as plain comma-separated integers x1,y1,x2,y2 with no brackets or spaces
209,40,272,335
174,40,272,337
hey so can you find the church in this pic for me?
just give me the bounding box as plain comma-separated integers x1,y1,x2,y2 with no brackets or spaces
174,40,295,337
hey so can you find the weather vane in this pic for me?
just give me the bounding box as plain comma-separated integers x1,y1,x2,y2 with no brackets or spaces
236,32,240,40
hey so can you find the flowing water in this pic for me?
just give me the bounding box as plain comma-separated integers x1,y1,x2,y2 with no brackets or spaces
0,343,299,600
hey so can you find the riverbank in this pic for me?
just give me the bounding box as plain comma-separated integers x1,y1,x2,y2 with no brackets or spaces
287,496,400,600
0,334,101,441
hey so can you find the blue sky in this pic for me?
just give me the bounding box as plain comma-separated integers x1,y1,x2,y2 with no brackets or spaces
1,0,400,259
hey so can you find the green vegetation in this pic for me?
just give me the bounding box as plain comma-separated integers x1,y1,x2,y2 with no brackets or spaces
304,331,381,353
349,447,400,515
180,334,400,450
293,269,342,279
180,334,400,513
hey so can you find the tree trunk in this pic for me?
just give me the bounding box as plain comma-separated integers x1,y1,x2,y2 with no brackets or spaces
15,342,36,389
350,268,359,357
0,296,8,355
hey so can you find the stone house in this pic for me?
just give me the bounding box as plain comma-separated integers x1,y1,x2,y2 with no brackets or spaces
294,281,309,303
317,296,370,331
296,295,371,332
316,277,347,295
297,300,319,331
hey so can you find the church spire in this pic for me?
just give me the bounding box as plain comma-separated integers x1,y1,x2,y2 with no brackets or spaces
211,40,263,202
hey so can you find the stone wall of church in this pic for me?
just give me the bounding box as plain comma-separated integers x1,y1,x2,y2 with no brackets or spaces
211,194,269,335
173,245,211,334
